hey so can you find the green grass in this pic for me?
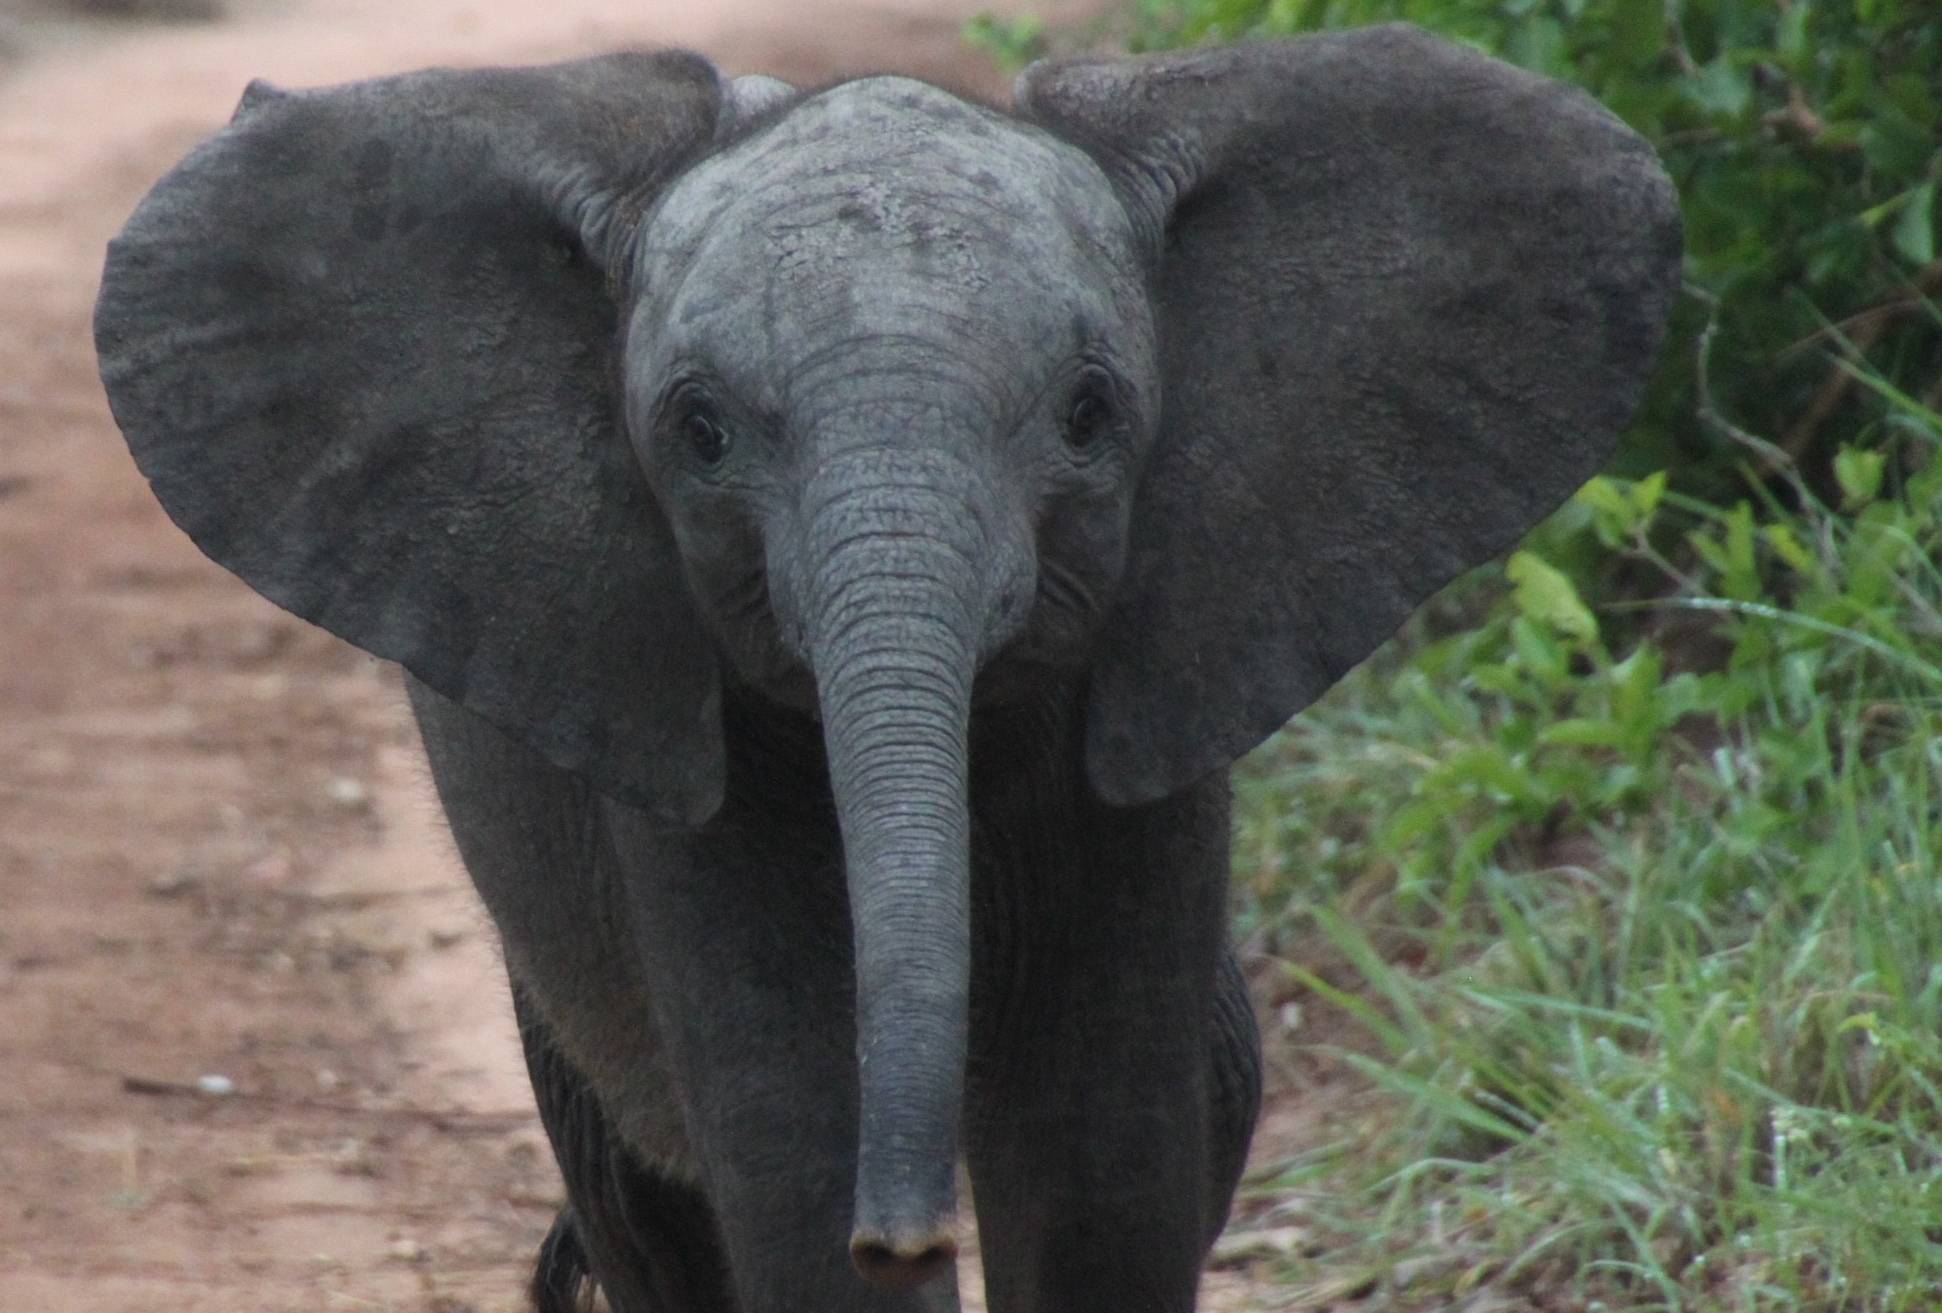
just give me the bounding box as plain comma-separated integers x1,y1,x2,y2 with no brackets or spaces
1225,369,1942,1310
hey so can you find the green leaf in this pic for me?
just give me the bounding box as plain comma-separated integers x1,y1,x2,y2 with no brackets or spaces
1575,476,1639,547
1891,179,1935,266
1610,643,1665,730
1574,477,1631,519
1507,16,1567,77
1835,446,1887,509
1764,521,1817,574
1506,551,1599,648
960,12,1046,71
1723,501,1759,599
1631,470,1667,521
1424,743,1542,807
1340,1053,1532,1146
1539,717,1630,749
1608,0,1664,71
1775,1,1811,65
1509,615,1568,686
1689,528,1731,578
1686,58,1752,117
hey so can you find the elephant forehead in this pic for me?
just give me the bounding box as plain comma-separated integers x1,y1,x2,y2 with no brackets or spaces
644,78,1135,311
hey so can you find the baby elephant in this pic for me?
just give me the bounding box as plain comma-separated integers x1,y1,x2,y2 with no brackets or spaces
95,24,1679,1313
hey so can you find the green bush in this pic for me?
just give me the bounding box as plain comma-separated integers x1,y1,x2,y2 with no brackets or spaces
978,0,1942,508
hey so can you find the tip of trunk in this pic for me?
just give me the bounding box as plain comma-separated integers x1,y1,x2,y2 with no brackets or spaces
849,1148,959,1290
850,1219,958,1290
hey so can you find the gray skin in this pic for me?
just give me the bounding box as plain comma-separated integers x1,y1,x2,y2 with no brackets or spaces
93,26,1682,1313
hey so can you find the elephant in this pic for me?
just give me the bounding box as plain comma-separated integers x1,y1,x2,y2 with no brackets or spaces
93,23,1680,1313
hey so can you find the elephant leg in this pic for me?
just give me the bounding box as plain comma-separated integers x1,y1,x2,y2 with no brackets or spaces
1208,947,1264,1246
963,997,1215,1313
963,777,1249,1313
608,805,961,1313
515,982,737,1313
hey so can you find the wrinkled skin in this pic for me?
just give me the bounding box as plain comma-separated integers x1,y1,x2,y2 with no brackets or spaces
93,26,1682,1313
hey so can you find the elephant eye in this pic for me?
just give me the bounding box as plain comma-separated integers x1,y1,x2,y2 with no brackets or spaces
682,408,729,467
1062,380,1114,452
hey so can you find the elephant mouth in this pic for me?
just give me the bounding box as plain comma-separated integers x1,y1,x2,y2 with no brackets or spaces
723,652,821,715
967,641,1088,708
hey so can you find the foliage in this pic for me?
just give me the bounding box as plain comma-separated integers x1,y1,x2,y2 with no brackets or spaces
962,12,1050,69
1220,369,1942,1308
970,0,1942,506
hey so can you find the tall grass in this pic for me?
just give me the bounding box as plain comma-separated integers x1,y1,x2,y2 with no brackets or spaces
1229,363,1942,1310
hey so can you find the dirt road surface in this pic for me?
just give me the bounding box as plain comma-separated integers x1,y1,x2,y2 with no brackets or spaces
0,3,1299,1308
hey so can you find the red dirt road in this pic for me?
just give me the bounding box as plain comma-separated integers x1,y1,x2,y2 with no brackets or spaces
0,3,1286,1308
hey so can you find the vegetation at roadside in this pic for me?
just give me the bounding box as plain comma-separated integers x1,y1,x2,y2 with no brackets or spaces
969,3,1942,1308
1226,390,1942,1310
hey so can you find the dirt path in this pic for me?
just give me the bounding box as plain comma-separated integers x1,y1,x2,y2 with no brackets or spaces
0,3,1295,1308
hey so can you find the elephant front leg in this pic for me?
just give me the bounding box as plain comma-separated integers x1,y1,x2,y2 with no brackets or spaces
963,775,1253,1313
513,982,736,1313
1208,947,1265,1239
965,1045,1214,1313
609,804,962,1313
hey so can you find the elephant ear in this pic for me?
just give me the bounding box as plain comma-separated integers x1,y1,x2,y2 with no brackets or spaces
96,52,731,824
1018,25,1682,805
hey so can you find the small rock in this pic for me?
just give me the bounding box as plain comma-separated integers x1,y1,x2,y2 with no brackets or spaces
315,1068,340,1092
147,869,200,898
195,1073,237,1097
324,776,369,809
388,1236,426,1263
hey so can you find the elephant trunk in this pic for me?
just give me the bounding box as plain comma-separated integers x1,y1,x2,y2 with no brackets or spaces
791,457,1023,1290
819,606,971,1288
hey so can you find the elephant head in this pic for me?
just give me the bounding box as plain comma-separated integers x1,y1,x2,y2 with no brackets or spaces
94,28,1679,1289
